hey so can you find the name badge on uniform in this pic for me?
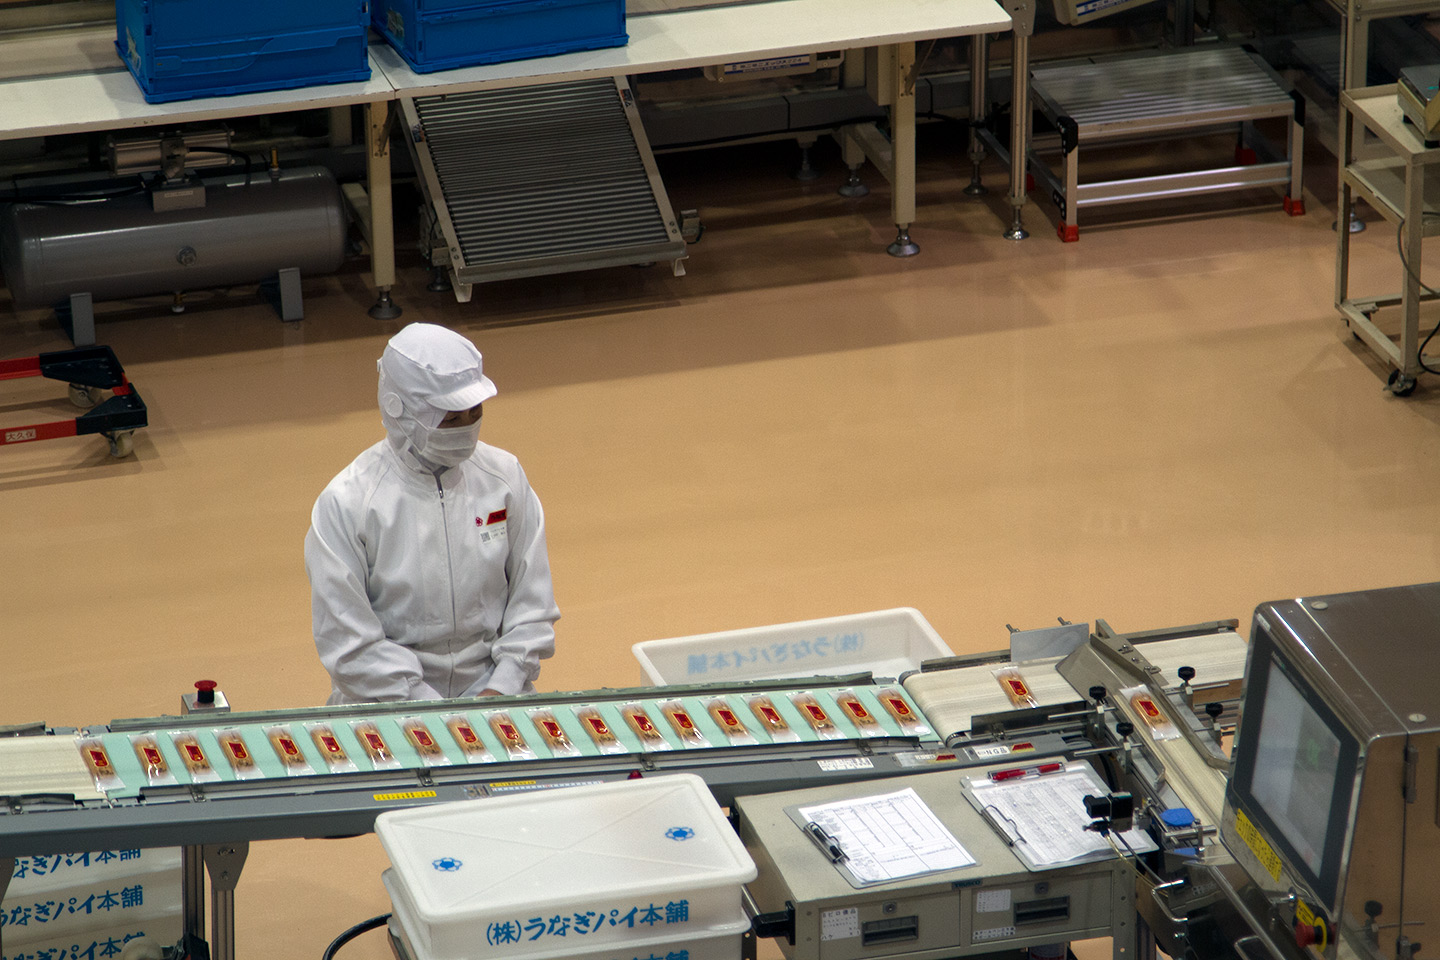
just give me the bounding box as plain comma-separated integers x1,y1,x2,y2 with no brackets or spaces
476,508,508,544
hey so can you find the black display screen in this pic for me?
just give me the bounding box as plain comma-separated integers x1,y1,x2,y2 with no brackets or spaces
1230,621,1360,908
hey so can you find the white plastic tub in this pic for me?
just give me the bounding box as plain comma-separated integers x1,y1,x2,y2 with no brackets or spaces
631,608,953,686
376,774,756,960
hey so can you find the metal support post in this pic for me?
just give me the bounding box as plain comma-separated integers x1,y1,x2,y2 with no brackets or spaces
1136,915,1158,960
203,842,249,960
887,41,920,257
1111,860,1138,960
1006,31,1031,240
999,0,1036,240
965,33,990,196
182,844,206,942
365,100,402,320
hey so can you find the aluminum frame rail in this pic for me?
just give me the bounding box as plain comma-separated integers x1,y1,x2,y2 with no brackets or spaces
403,77,687,302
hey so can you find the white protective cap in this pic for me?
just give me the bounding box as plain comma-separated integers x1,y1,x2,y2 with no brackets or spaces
377,323,497,458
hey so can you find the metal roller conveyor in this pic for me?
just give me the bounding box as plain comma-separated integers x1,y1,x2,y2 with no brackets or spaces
903,624,1248,743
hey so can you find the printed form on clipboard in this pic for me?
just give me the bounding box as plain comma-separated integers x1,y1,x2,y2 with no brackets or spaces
961,761,1157,872
789,787,977,888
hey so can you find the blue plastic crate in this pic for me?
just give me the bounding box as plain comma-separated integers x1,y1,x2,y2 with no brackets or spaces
116,0,371,103
373,0,627,74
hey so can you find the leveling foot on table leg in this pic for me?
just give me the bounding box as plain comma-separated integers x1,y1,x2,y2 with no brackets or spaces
887,227,920,258
368,287,403,320
837,167,869,198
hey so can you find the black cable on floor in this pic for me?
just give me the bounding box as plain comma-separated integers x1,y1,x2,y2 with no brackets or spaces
322,913,392,960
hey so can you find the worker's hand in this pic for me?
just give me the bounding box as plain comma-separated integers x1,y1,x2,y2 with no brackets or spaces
477,688,502,697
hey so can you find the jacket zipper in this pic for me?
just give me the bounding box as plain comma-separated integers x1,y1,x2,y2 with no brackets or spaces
437,474,458,696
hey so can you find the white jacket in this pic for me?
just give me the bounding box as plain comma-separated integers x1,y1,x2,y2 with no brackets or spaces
305,439,558,704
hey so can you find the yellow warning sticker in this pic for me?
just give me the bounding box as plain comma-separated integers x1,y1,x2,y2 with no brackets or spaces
373,790,438,802
486,780,537,788
1235,810,1284,880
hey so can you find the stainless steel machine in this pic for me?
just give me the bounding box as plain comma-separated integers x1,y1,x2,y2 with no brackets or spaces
1,582,1435,960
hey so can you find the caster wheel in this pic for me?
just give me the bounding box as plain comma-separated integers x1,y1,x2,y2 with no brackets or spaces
107,431,135,458
1387,370,1417,397
69,383,103,408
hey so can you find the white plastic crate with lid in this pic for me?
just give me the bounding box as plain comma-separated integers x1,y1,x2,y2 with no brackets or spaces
631,607,953,686
375,774,757,960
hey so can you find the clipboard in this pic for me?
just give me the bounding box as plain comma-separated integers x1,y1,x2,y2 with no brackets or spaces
783,786,977,889
960,761,1157,872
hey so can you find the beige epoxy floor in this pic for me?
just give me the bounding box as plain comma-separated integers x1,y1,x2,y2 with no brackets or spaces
3,128,1440,959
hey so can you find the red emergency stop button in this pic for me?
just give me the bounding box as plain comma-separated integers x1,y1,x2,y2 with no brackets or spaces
195,680,217,705
1294,921,1326,949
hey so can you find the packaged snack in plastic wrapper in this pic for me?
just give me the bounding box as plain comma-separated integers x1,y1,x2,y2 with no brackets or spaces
704,698,757,745
876,688,931,736
77,738,123,792
993,666,1039,709
619,703,672,751
401,717,451,766
130,735,178,786
216,729,263,779
171,732,221,783
442,714,496,762
528,709,581,758
350,720,401,770
1122,685,1182,741
264,725,315,775
306,722,358,773
487,711,538,761
834,691,886,737
789,693,843,740
659,700,709,747
746,695,799,743
573,707,627,755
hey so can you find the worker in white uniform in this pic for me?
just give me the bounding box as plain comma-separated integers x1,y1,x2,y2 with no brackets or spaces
305,323,559,704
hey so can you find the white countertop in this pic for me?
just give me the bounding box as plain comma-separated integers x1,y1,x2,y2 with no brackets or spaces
0,0,1008,140
373,0,1010,95
0,49,394,141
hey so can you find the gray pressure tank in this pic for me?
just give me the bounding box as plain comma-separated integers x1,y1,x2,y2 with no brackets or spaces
0,166,348,309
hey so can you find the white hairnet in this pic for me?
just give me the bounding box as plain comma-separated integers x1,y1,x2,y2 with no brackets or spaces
377,323,497,459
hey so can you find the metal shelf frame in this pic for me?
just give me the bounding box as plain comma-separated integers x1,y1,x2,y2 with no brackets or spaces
1335,84,1440,393
1024,46,1305,242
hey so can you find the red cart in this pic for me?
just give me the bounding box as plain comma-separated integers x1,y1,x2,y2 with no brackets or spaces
0,346,148,457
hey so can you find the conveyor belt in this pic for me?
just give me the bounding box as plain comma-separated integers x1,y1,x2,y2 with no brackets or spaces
0,678,938,857
403,77,687,300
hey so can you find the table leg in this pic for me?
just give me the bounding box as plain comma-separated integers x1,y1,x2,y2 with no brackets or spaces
1334,105,1353,311
1400,159,1424,385
964,33,990,197
887,41,920,257
1005,33,1032,241
365,100,402,320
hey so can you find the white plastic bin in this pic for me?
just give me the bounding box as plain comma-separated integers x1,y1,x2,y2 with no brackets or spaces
376,774,756,960
631,608,953,686
4,848,182,958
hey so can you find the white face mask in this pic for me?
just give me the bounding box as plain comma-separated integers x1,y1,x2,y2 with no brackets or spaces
422,421,481,468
